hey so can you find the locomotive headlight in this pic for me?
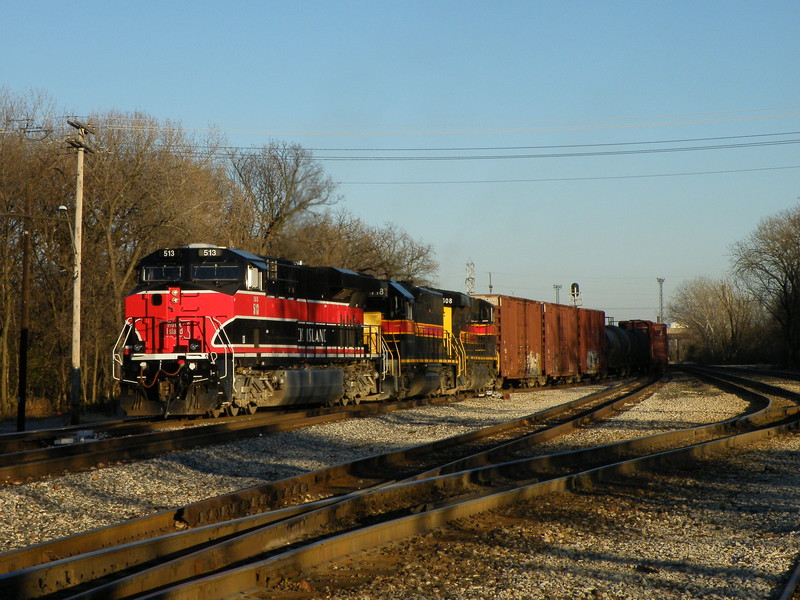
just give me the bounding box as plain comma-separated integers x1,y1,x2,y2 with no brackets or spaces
171,296,179,304
188,362,197,371
139,362,147,369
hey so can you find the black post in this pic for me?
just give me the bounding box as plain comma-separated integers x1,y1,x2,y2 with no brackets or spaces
16,202,31,432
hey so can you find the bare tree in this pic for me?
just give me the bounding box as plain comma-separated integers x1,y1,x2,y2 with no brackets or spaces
730,204,800,365
228,142,340,255
667,276,758,363
279,209,439,286
76,112,230,404
0,88,62,414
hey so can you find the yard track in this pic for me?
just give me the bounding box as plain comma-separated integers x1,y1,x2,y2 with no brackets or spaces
6,370,800,599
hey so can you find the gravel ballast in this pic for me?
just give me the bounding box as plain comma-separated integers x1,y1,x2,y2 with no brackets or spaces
3,373,798,599
0,384,610,553
309,433,800,600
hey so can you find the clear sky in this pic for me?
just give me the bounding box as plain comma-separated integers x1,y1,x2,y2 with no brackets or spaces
3,1,799,322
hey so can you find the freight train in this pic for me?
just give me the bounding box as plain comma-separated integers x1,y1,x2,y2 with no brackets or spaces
113,245,667,416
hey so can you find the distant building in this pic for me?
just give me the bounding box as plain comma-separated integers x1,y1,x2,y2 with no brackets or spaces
667,322,690,363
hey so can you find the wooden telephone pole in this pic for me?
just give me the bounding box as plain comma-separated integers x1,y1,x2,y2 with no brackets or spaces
66,119,95,425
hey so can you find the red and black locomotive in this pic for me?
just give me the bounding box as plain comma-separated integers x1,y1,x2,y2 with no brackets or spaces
113,244,497,416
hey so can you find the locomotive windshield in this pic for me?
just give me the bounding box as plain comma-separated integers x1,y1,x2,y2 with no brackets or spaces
141,265,183,282
191,263,241,282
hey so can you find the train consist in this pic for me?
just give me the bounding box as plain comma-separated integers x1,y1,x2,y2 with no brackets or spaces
113,245,667,416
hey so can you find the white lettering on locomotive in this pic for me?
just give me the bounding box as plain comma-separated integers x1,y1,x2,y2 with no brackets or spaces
299,327,327,344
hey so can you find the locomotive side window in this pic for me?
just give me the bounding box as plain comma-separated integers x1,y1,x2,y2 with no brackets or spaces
245,265,263,291
141,265,183,282
191,263,241,282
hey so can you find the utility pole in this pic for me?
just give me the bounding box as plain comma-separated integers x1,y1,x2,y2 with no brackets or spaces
657,277,665,324
488,272,493,294
553,284,562,304
67,119,95,425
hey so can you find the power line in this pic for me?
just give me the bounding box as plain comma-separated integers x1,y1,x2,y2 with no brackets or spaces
340,164,800,185
94,104,800,136
308,130,800,152
63,135,800,165
313,137,800,161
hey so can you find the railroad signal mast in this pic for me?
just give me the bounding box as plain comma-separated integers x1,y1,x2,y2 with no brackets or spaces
570,282,582,307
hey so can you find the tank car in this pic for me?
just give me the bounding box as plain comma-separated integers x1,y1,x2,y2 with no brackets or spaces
113,244,496,416
618,320,668,370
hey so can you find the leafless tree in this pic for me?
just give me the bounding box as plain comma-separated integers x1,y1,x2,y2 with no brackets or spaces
279,209,438,286
667,276,759,363
730,204,800,365
76,112,230,403
228,142,340,255
0,88,63,414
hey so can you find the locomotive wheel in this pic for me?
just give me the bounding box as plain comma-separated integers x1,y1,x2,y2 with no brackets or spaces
208,408,223,418
226,404,240,417
245,403,257,415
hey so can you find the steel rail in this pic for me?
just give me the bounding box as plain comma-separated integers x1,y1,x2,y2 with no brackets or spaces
0,379,651,588
20,372,794,600
699,364,800,383
678,364,800,399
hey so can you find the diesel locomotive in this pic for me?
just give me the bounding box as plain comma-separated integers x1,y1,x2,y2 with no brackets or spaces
113,244,666,417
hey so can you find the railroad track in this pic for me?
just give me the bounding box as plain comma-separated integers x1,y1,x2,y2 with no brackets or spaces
0,377,657,597
0,396,457,484
5,371,800,599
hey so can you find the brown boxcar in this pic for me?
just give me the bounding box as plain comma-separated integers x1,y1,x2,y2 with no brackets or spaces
580,307,607,376
545,303,577,378
476,294,606,386
476,295,545,385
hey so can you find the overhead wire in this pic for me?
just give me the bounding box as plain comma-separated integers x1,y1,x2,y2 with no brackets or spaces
94,104,800,136
30,107,800,184
340,164,800,185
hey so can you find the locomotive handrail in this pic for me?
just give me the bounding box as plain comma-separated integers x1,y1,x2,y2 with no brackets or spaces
206,316,234,383
111,317,135,382
384,336,401,384
379,336,391,379
362,324,382,359
452,332,467,377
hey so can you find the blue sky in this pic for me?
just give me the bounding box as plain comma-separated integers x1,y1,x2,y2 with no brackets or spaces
3,1,799,321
